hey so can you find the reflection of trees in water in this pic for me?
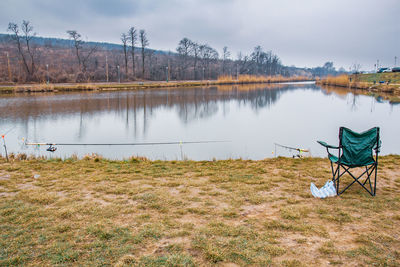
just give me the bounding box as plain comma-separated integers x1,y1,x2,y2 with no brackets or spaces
0,84,318,128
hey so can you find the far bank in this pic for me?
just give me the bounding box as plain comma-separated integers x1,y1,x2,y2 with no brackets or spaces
0,75,311,93
317,73,400,102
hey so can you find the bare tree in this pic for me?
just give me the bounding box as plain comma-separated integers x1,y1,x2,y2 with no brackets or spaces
176,37,192,79
67,30,97,74
199,44,218,79
128,27,137,79
139,29,149,79
7,20,37,80
67,30,83,67
222,46,230,75
121,33,129,79
251,46,263,74
237,52,250,74
189,41,200,80
21,20,36,77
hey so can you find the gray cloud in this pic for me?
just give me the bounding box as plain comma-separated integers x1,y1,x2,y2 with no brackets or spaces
1,0,398,69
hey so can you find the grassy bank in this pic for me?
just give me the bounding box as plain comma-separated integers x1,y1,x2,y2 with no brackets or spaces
317,74,400,96
0,75,312,94
359,72,400,84
1,155,399,266
317,73,400,103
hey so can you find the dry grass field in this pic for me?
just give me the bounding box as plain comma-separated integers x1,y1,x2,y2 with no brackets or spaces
0,155,399,266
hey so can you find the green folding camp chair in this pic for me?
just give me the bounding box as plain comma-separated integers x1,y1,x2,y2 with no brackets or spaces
317,127,381,196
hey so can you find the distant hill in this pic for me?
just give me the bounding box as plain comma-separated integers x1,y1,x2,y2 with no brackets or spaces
0,33,166,54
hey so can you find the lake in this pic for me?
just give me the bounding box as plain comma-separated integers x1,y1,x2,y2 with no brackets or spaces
0,82,399,160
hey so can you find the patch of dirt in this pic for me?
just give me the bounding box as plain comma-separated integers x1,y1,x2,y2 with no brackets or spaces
81,189,111,206
0,174,10,180
0,192,17,197
176,214,206,225
240,202,280,220
56,191,66,198
219,263,240,267
16,183,40,190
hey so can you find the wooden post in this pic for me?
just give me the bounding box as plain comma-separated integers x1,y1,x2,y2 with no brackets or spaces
6,52,12,82
105,55,109,82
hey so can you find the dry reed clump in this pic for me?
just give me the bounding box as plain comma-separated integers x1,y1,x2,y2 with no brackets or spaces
73,83,98,90
128,156,149,163
217,74,310,84
319,75,349,87
31,83,55,91
320,75,373,90
82,153,103,162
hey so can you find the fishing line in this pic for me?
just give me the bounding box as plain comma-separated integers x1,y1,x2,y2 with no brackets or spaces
23,140,230,152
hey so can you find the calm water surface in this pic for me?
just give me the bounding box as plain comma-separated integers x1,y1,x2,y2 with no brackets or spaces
0,82,399,160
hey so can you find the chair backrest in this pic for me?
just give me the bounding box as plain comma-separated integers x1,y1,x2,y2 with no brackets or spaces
339,127,380,167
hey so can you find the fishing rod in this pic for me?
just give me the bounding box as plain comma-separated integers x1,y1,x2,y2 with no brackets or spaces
1,126,16,162
274,143,309,153
23,140,229,152
274,143,310,158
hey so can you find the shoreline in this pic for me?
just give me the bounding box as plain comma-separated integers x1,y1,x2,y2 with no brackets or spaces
317,74,400,103
0,78,313,94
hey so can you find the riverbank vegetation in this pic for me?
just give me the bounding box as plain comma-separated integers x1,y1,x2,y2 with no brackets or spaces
216,75,310,84
0,20,344,84
0,75,312,93
317,73,400,101
1,155,399,266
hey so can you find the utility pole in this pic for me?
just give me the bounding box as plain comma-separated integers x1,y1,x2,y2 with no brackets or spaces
6,52,12,82
105,55,109,82
395,56,397,67
46,64,49,84
117,65,120,83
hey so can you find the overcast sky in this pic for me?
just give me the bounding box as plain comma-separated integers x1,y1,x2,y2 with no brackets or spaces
0,0,398,70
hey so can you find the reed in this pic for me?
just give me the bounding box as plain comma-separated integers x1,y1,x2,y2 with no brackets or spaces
217,74,310,84
319,75,371,90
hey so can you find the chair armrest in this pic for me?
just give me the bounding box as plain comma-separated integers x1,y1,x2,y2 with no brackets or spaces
374,140,382,152
317,141,339,149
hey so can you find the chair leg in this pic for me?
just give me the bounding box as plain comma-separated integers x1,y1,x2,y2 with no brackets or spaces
331,161,337,186
337,165,340,195
366,166,374,194
338,165,376,196
373,163,378,196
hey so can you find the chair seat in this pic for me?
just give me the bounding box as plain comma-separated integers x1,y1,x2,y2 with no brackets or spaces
328,153,375,167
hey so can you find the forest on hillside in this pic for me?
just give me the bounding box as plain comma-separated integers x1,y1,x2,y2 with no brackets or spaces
0,21,345,83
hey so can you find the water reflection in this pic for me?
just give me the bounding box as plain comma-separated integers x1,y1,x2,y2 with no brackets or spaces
0,82,398,160
0,83,316,122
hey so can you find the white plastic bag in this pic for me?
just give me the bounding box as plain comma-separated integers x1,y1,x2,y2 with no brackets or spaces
310,181,336,198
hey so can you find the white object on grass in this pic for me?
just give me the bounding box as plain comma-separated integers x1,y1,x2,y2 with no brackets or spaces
310,181,336,198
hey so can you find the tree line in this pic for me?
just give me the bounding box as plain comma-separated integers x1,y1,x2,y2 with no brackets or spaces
0,20,341,83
